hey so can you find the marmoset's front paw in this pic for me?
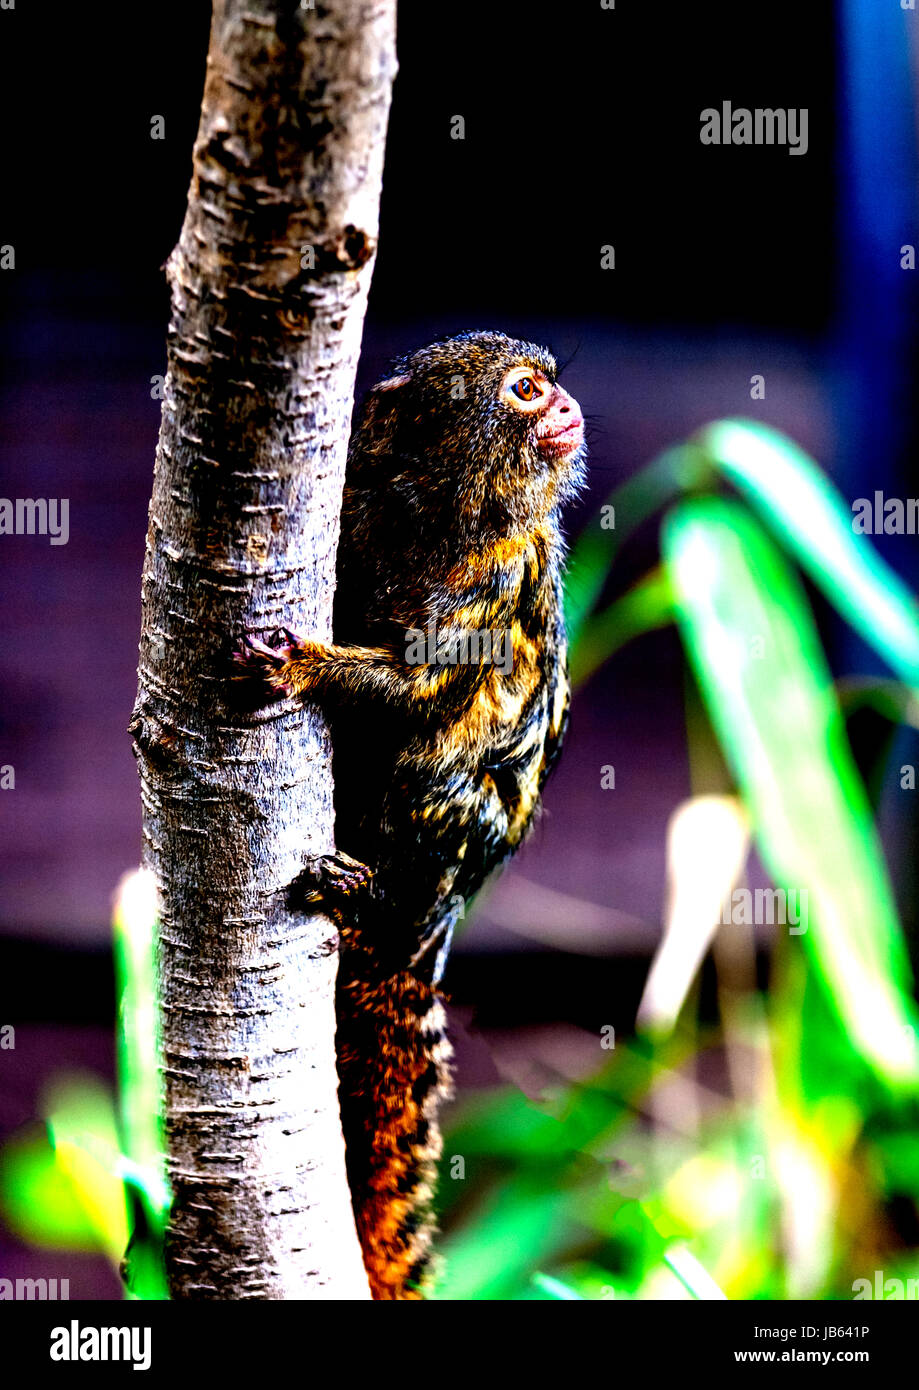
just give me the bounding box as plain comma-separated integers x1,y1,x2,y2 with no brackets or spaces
232,628,308,699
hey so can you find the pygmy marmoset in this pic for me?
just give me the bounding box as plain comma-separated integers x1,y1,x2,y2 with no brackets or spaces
236,329,586,1299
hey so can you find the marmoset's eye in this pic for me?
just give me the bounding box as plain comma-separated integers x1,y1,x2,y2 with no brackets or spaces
501,365,550,409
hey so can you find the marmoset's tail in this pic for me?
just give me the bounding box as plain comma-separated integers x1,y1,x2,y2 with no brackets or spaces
335,949,454,1300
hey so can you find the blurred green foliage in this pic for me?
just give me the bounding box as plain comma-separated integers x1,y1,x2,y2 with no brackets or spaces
2,420,918,1301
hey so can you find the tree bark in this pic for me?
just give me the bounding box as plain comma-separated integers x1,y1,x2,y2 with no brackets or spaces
130,0,396,1300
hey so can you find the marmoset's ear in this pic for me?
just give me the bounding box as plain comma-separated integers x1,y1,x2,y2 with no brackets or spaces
354,373,413,458
371,372,412,392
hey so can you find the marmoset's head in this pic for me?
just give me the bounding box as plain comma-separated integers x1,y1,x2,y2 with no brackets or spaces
349,330,586,526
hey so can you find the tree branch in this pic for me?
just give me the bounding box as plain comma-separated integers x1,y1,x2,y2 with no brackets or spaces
130,0,396,1300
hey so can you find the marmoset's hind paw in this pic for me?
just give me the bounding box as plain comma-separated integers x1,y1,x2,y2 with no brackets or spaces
289,852,374,908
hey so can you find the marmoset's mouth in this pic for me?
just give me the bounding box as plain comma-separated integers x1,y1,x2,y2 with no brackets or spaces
535,420,585,459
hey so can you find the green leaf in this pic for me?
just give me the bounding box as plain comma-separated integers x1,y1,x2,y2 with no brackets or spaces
664,1244,728,1300
39,1073,130,1262
0,1126,107,1252
696,420,919,687
112,869,170,1299
532,1271,586,1300
113,870,166,1186
661,497,919,1091
435,1182,576,1299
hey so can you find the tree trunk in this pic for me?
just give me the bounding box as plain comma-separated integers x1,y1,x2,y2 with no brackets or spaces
129,0,396,1300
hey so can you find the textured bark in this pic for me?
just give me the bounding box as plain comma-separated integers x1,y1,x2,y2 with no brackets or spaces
130,0,396,1300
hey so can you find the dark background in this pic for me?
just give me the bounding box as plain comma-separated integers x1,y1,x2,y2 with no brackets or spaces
1,0,917,1295
0,0,836,321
